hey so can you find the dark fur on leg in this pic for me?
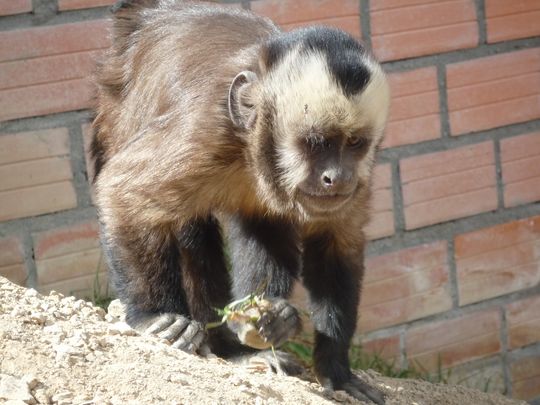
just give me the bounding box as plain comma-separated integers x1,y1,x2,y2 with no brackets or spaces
100,222,189,326
302,233,385,404
178,216,231,324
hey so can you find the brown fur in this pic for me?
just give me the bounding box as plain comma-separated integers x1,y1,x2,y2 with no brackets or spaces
92,2,389,400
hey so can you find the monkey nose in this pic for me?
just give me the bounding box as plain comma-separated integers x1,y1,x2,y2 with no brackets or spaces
321,169,339,189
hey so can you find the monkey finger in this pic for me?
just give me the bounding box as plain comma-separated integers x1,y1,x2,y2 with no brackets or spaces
144,313,177,335
260,315,300,347
157,316,190,341
197,343,213,357
171,321,205,352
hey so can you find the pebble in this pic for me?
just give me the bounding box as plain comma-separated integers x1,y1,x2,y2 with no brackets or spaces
33,389,51,404
0,374,36,404
107,322,137,336
21,375,38,391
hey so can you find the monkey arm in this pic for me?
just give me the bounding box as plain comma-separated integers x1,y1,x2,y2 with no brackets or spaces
224,214,302,347
302,231,385,405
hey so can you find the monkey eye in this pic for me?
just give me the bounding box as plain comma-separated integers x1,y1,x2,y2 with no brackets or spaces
346,135,368,149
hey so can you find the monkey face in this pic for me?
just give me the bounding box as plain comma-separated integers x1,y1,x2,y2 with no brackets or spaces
228,28,390,219
293,127,370,216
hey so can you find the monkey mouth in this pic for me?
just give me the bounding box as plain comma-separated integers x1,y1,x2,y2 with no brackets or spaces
296,189,354,213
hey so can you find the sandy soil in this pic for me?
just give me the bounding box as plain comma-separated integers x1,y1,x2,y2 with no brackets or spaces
0,277,526,405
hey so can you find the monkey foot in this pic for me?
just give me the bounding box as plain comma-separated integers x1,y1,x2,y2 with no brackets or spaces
231,349,304,376
140,313,206,354
338,375,386,405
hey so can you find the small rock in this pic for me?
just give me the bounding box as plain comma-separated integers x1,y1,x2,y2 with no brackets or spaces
33,389,50,405
21,375,38,390
107,322,136,336
0,374,36,404
29,313,47,325
51,391,73,403
53,344,83,364
106,300,126,322
24,289,38,298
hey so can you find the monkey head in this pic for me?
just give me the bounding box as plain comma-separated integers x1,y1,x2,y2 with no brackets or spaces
228,27,390,220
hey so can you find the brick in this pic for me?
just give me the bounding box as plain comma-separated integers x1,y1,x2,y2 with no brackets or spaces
0,128,77,221
405,310,501,372
33,221,108,297
0,0,31,16
0,128,70,165
0,158,73,192
501,132,540,207
58,0,115,11
0,78,94,122
39,272,109,298
251,0,361,37
486,0,540,43
0,182,77,222
0,50,100,91
447,49,540,135
511,354,540,401
401,142,497,230
359,242,452,332
447,358,505,395
0,236,27,286
358,334,400,362
507,295,540,350
365,164,394,240
455,216,540,305
0,20,110,63
382,67,440,148
33,221,101,260
371,0,478,62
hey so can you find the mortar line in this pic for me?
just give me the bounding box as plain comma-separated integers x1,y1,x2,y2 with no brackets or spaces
68,121,93,208
499,307,512,396
359,0,371,51
399,328,406,369
446,238,460,309
493,139,506,210
437,63,451,138
381,37,540,73
365,201,540,257
21,225,38,289
376,119,540,163
0,206,98,236
475,0,488,45
390,159,406,234
360,283,540,345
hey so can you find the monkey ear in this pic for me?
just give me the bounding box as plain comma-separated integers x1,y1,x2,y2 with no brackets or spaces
228,71,258,130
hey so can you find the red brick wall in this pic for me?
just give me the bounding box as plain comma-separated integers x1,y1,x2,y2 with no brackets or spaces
0,0,538,400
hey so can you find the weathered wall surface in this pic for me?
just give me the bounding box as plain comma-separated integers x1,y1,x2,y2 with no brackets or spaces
0,0,538,401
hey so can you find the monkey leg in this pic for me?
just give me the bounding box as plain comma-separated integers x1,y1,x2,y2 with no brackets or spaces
302,233,386,405
225,215,302,348
100,220,208,354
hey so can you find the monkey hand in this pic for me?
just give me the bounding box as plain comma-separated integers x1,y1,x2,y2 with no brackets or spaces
227,298,301,349
256,298,302,347
338,374,386,405
141,313,206,354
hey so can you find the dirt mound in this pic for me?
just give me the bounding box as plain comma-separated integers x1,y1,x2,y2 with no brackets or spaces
0,277,525,404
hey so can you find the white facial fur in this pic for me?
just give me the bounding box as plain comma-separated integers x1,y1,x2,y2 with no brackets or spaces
261,48,390,192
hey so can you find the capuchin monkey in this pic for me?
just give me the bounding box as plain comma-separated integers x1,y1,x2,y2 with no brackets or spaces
92,0,390,403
